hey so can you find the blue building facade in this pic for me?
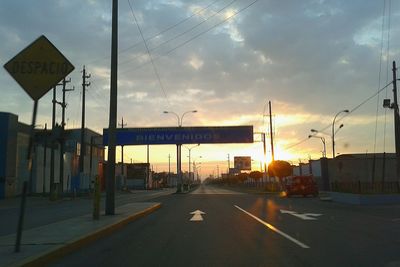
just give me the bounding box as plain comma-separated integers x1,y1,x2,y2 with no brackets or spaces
0,111,104,199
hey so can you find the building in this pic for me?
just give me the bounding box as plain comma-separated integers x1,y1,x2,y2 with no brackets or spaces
125,163,151,189
292,153,398,191
0,111,104,199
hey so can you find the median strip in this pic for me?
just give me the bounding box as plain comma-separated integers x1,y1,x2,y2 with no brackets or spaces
234,205,310,249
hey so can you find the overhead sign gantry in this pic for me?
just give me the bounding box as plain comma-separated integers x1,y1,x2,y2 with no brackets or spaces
103,126,254,145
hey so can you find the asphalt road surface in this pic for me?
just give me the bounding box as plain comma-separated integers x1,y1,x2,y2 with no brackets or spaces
50,184,400,267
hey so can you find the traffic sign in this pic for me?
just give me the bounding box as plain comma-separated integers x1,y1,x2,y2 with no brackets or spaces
3,35,75,100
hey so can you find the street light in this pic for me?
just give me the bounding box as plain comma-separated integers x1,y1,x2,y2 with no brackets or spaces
310,128,330,135
308,135,327,158
195,165,202,182
163,110,198,192
185,144,200,182
163,110,197,127
332,109,349,158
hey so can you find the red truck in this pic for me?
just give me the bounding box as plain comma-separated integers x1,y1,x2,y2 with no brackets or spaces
284,175,319,197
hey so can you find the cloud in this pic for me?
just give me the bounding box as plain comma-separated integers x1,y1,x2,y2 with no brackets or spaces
187,55,204,70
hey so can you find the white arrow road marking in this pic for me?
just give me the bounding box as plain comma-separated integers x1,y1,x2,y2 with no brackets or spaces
190,210,205,221
235,205,310,249
280,209,322,220
280,210,296,215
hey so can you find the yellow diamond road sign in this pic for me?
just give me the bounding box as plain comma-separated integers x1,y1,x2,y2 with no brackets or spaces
3,35,75,101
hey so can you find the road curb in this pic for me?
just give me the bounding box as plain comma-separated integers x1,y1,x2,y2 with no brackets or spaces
13,203,161,267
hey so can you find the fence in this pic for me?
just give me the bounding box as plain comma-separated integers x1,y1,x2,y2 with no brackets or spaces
264,182,283,192
331,181,400,194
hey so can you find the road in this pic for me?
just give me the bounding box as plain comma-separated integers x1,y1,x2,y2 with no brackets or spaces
50,184,400,267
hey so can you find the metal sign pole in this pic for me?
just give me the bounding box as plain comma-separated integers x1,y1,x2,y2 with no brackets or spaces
15,99,38,252
4,34,75,253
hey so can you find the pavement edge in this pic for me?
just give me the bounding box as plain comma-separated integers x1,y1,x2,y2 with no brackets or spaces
15,203,161,267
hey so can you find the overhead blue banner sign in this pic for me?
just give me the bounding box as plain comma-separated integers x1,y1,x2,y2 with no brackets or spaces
103,126,253,145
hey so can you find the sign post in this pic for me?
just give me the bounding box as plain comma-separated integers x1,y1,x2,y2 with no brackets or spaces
3,35,74,252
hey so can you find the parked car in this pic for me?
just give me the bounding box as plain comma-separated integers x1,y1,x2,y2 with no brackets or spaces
283,175,318,197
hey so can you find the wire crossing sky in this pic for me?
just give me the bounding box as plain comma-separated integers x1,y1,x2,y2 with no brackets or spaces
1,0,400,173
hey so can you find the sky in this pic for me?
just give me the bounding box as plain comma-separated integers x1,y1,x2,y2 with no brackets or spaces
1,0,400,178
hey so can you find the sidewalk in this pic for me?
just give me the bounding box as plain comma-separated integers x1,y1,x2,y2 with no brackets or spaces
0,202,161,267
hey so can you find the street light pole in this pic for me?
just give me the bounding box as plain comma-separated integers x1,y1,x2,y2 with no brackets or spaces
163,111,180,126
186,144,200,181
308,135,326,158
332,110,349,158
163,110,197,192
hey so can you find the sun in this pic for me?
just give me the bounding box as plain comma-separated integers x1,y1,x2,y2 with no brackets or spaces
247,142,297,171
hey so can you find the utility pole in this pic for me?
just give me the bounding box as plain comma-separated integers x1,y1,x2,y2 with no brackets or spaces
227,154,230,175
147,144,150,189
392,61,400,179
50,86,56,200
262,132,267,181
269,101,275,162
177,144,182,191
89,136,94,187
43,123,47,196
59,77,73,194
106,0,118,215
168,154,171,186
118,117,127,177
79,66,90,182
193,161,196,182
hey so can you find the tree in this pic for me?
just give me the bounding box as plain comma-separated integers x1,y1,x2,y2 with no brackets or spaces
268,160,292,180
249,171,263,180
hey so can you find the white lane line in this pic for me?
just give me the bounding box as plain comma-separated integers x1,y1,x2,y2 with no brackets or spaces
234,205,310,249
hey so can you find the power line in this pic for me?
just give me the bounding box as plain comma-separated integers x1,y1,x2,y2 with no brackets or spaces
119,0,260,76
153,0,260,59
373,0,387,154
118,0,238,67
88,0,221,66
90,80,109,105
91,0,260,84
127,0,171,107
284,81,394,151
383,0,392,151
122,0,221,53
144,0,238,54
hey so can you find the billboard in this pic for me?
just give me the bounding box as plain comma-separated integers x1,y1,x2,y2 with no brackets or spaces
234,156,252,171
103,126,253,146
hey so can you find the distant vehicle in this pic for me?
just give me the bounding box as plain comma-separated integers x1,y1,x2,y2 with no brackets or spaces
283,175,318,197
